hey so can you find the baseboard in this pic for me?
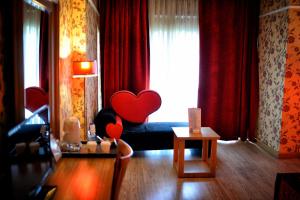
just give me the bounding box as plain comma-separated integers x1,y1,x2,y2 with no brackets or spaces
255,140,279,158
278,152,300,159
256,140,300,159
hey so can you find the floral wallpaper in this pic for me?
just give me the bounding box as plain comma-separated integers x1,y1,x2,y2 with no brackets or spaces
86,1,98,59
70,0,87,139
260,0,300,15
71,0,87,54
59,0,99,140
85,1,99,132
258,0,300,157
260,0,288,15
59,0,73,138
257,10,288,152
279,9,300,154
289,0,300,5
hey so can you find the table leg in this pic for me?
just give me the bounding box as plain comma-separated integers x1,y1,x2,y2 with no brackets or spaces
178,140,185,178
173,135,178,165
202,140,208,161
210,140,217,177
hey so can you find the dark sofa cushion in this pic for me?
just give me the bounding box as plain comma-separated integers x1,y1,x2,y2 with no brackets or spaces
122,121,146,134
123,122,188,134
145,122,188,133
121,122,202,150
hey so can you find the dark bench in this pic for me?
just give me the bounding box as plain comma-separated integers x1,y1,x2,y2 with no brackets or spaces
121,121,202,150
94,109,202,151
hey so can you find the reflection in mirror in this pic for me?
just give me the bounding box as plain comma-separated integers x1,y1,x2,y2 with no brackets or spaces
23,0,49,119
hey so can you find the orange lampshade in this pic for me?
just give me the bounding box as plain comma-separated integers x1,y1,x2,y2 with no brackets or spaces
73,61,97,78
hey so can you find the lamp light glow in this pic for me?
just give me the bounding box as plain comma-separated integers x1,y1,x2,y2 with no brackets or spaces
72,61,97,78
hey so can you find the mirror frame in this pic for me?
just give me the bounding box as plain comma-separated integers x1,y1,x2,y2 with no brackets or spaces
13,0,59,137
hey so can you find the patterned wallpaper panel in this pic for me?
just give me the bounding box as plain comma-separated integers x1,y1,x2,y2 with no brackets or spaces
59,0,99,140
60,0,87,139
71,0,87,54
260,0,288,15
71,77,85,138
59,0,73,138
86,1,98,60
289,0,300,5
258,0,300,156
257,11,288,152
260,0,300,15
85,77,98,130
85,1,99,131
280,9,300,154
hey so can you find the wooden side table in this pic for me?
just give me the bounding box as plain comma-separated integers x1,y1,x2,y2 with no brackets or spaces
173,127,220,178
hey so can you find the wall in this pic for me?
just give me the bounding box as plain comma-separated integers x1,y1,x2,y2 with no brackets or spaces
59,0,99,140
0,9,4,130
0,1,20,133
258,0,300,157
59,0,73,138
85,0,99,132
280,8,300,154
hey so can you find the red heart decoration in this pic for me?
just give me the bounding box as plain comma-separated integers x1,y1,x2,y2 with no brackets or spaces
25,87,48,112
111,90,161,123
106,116,123,139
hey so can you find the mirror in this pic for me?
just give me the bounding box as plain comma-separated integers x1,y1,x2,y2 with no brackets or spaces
23,0,49,119
13,0,59,135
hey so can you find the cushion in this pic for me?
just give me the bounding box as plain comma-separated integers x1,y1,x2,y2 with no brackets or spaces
122,121,147,134
110,90,161,123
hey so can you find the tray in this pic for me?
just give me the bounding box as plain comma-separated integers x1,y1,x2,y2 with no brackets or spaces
61,141,117,158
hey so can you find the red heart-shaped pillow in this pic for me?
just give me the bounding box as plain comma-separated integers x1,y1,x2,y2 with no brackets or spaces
111,90,161,123
106,115,123,139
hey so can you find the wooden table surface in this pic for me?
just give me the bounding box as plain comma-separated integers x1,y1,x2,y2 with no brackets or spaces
46,158,116,200
172,127,220,140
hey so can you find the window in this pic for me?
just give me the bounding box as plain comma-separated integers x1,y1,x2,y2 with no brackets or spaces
23,2,41,89
148,0,199,122
23,2,41,118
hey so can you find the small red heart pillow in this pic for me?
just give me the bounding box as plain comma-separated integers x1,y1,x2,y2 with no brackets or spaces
111,90,161,123
106,115,123,139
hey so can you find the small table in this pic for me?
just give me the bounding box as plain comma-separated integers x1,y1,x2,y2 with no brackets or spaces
173,127,220,178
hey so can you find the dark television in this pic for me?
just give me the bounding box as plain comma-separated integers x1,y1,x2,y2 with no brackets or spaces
6,105,55,199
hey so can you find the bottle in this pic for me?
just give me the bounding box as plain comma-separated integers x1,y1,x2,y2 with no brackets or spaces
87,123,96,141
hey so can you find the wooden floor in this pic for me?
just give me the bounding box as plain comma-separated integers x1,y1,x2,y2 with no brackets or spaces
119,141,300,200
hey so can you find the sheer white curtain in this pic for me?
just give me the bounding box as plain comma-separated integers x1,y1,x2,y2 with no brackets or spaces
148,0,199,122
23,3,41,89
23,3,41,118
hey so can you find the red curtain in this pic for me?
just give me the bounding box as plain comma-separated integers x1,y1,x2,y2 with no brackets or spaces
39,11,49,92
99,0,150,108
198,0,259,141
